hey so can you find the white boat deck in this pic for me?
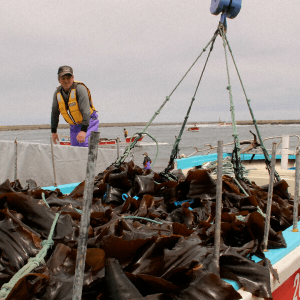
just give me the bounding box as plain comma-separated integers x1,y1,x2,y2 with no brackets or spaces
182,166,298,196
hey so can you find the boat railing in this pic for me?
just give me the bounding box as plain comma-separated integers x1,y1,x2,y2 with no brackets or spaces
186,135,300,158
186,141,241,157
58,135,70,141
260,135,300,153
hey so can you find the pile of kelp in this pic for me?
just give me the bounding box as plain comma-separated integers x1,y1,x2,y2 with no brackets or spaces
0,161,296,300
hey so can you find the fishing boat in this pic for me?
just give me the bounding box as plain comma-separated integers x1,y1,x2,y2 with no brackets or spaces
175,135,299,170
175,134,300,194
187,124,200,131
1,1,297,299
218,117,232,126
125,136,144,143
58,135,144,146
218,122,232,126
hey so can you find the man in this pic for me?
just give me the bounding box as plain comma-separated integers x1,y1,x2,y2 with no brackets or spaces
124,128,128,139
51,66,99,147
142,152,152,170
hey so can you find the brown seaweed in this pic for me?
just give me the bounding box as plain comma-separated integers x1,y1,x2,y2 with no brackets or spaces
0,193,74,238
105,258,143,299
220,247,272,299
0,209,42,283
0,161,295,299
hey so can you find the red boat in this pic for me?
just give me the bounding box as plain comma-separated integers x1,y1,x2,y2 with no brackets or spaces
59,141,72,145
59,138,117,146
125,136,144,143
218,122,232,126
58,135,144,146
187,126,200,132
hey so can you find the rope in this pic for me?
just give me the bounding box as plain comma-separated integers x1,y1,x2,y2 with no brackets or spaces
160,32,218,180
116,132,159,167
236,206,266,222
202,156,251,178
112,31,220,168
41,193,50,208
159,173,178,182
223,31,281,182
257,206,266,218
0,213,60,299
233,177,249,197
42,193,82,214
122,216,163,225
236,215,245,221
218,24,245,182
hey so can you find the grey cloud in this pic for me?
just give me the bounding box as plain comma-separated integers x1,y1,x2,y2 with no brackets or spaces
0,0,299,126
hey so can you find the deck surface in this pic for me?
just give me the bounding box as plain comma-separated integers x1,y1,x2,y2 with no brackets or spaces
247,167,296,196
182,167,298,196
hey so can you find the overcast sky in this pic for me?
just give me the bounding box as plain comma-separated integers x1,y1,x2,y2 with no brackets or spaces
1,0,299,126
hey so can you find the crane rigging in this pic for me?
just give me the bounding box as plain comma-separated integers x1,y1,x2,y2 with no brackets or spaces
113,0,281,183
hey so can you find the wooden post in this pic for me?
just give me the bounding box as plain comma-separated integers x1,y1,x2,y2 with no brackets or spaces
117,137,120,159
281,135,289,170
293,151,300,232
263,143,277,251
214,141,223,269
72,131,100,300
50,137,57,187
14,138,17,183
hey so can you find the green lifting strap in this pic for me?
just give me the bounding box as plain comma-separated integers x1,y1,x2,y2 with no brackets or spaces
118,131,160,168
113,30,220,169
0,213,60,299
161,34,217,180
218,24,245,181
222,30,281,181
122,216,163,225
161,97,196,180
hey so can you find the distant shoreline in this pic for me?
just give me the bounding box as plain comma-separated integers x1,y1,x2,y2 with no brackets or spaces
1,120,300,131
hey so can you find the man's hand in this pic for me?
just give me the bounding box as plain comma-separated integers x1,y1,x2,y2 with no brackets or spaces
77,131,87,143
52,133,59,144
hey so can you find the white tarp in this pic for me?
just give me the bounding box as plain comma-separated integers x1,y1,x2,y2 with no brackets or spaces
0,140,118,187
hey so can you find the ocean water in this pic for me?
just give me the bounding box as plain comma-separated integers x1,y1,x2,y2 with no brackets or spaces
1,123,300,172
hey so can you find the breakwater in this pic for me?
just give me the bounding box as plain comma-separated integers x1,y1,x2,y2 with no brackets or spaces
1,119,300,131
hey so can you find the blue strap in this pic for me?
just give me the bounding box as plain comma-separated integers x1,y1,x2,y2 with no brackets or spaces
122,194,139,201
174,199,194,210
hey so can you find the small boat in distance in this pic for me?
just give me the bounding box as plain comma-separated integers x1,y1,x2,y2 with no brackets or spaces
58,135,144,146
218,122,232,126
218,117,232,126
187,124,200,131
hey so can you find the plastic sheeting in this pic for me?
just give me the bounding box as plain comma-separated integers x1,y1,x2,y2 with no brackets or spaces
0,140,117,187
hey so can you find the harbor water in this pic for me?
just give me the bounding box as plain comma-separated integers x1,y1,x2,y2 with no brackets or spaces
1,123,300,173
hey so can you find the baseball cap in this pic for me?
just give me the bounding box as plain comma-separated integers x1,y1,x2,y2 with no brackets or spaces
58,66,73,77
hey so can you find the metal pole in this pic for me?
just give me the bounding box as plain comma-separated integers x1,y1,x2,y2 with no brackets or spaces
131,147,134,163
293,151,300,232
214,141,223,269
263,143,277,251
14,138,17,183
117,137,120,159
50,137,57,187
281,135,289,170
72,131,100,300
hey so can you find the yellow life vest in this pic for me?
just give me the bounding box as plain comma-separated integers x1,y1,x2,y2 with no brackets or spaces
56,81,97,125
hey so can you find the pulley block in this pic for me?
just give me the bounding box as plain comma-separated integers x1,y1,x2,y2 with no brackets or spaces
210,0,242,19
